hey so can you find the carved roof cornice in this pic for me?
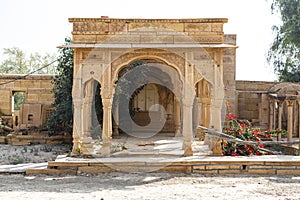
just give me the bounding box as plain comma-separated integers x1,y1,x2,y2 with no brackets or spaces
69,18,228,23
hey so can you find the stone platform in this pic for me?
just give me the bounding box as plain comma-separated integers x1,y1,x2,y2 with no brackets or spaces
25,154,300,175
2,134,299,176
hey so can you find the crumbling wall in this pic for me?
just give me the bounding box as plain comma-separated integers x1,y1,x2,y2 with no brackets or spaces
235,80,276,130
0,75,54,128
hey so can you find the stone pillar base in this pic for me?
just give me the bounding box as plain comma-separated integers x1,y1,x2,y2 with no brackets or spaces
211,139,223,156
182,141,193,156
99,141,111,157
175,129,182,137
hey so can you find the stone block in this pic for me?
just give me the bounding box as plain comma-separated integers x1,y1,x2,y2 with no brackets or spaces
0,136,7,144
248,169,276,175
223,73,235,81
96,35,110,43
223,56,234,64
128,22,184,32
244,83,258,90
173,35,195,43
73,35,97,43
157,166,192,173
276,169,300,175
39,94,52,101
193,165,206,170
193,169,218,174
26,94,39,102
248,165,273,169
272,166,297,169
191,35,224,44
229,165,242,169
257,83,274,91
48,161,89,168
77,166,116,174
140,35,174,43
40,81,53,88
10,141,31,146
185,23,212,32
218,169,241,174
109,22,127,33
211,23,223,32
247,104,258,111
265,161,300,166
26,168,76,175
236,82,245,90
249,93,259,99
224,34,237,45
223,48,236,56
112,34,141,44
206,165,230,170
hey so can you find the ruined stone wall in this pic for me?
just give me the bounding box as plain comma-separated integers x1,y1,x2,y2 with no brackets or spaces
223,34,237,114
236,80,276,129
0,75,54,127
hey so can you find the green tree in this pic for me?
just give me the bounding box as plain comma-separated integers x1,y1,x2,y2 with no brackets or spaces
0,47,29,74
47,38,74,135
0,47,56,74
13,92,25,110
268,0,300,82
28,52,57,74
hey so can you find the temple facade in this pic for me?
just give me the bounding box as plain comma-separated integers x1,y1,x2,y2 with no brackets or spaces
65,17,237,156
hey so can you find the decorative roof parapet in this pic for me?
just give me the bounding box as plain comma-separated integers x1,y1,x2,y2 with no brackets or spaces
69,18,228,23
69,17,228,44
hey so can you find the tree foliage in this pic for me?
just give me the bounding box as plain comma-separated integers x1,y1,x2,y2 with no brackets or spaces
47,38,74,135
13,92,25,110
0,47,56,74
268,0,300,82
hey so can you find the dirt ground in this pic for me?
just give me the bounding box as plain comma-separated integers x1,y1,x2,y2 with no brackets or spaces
0,173,299,200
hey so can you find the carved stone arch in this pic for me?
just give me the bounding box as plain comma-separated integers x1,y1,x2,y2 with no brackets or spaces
81,63,103,87
83,78,99,98
111,49,186,85
194,77,213,91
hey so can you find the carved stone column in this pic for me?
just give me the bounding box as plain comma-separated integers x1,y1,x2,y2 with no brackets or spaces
273,100,277,129
113,102,119,137
293,100,298,142
195,97,203,140
287,100,294,142
174,98,181,137
269,98,274,130
71,100,82,156
182,97,194,156
101,98,113,156
209,100,223,156
277,100,284,141
80,80,95,156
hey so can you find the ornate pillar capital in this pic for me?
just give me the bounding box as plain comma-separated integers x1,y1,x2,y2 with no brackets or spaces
102,98,113,108
286,99,295,107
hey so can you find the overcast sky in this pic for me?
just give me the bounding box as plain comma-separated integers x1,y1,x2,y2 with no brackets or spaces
0,0,280,81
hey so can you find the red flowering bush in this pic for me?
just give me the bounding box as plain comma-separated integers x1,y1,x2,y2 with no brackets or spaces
222,113,285,156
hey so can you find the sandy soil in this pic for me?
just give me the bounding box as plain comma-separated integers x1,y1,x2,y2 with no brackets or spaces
0,173,299,200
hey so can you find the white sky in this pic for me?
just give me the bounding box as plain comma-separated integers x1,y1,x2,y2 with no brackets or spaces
0,0,280,81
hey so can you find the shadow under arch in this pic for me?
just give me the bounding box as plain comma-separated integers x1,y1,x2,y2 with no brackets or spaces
112,58,185,138
111,48,186,87
82,78,103,141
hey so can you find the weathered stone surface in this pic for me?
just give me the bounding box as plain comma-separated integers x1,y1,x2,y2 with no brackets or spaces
277,169,300,175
